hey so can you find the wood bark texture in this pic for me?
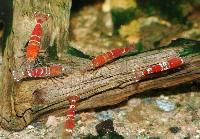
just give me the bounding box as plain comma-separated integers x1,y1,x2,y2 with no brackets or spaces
0,0,72,131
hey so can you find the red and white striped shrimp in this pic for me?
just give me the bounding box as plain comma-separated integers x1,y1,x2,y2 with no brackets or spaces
65,95,80,133
12,65,63,82
142,57,184,76
25,12,49,66
131,56,184,83
90,44,135,69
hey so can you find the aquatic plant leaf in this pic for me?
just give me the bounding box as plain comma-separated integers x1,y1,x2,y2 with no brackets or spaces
66,45,92,59
165,38,200,48
165,38,200,57
47,42,58,60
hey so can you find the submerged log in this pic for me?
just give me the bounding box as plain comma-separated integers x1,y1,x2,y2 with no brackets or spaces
1,43,200,131
0,0,200,131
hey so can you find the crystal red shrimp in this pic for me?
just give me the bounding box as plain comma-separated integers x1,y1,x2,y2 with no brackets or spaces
90,44,135,69
25,12,49,64
142,57,184,76
12,65,63,82
65,95,80,133
132,56,184,82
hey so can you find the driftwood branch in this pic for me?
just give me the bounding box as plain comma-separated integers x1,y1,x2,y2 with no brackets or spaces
1,44,200,130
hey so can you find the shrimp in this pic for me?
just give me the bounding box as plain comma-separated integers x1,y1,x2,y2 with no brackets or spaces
65,95,80,133
25,12,49,68
90,44,135,69
142,57,184,75
12,65,63,82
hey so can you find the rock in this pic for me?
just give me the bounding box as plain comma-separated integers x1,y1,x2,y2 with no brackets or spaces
169,126,181,134
97,111,113,121
155,99,176,112
27,125,34,129
31,122,45,129
128,98,141,107
95,119,114,135
144,97,154,104
110,0,137,9
46,115,60,127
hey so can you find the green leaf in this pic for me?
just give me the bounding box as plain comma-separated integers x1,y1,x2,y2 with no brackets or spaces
165,38,200,57
66,45,92,59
